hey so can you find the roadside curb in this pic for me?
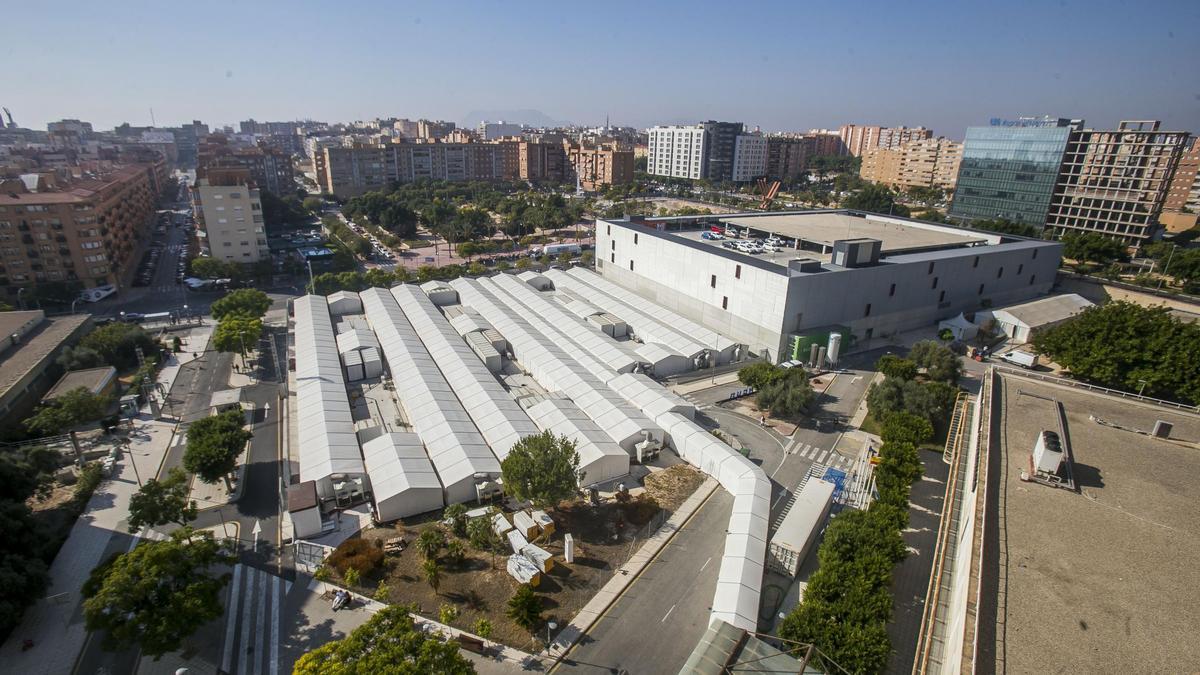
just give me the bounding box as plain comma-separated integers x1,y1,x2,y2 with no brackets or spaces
546,477,721,669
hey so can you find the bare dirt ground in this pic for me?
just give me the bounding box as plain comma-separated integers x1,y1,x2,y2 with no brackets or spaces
329,471,705,651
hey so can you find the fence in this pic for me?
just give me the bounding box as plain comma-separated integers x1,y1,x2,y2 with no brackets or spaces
991,365,1199,413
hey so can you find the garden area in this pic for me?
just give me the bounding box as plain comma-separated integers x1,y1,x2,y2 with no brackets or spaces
316,460,704,652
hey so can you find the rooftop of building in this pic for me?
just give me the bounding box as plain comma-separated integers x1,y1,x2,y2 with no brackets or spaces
43,366,116,402
986,375,1200,672
990,293,1094,328
0,313,91,405
0,164,151,205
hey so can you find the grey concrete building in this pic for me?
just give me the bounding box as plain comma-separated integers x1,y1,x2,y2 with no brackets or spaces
594,211,1062,361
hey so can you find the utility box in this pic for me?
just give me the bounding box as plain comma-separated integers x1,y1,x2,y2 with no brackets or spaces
1033,430,1064,475
563,533,575,563
1152,420,1173,438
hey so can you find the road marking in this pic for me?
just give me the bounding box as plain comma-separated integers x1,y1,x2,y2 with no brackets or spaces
238,568,257,675
816,450,829,464
661,604,676,622
255,567,267,675
769,453,788,479
222,564,243,675
270,575,280,675
699,556,713,572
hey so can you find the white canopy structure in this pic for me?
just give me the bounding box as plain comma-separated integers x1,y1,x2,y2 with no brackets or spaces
544,269,709,364
447,306,496,337
361,432,443,521
293,295,365,501
327,290,363,316
360,288,500,504
419,280,458,306
634,342,693,378
450,278,663,454
491,273,643,374
562,267,741,364
609,372,696,421
335,328,379,355
526,398,630,486
392,284,540,462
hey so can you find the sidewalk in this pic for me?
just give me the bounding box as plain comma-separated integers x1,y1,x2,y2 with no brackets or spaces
670,372,741,396
544,477,721,665
0,419,179,674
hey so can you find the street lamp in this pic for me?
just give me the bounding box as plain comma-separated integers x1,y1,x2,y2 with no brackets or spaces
305,259,315,293
1157,244,1178,292
71,298,80,315
16,287,25,311
546,620,557,648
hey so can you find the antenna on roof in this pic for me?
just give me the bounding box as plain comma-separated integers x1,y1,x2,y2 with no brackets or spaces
150,107,156,127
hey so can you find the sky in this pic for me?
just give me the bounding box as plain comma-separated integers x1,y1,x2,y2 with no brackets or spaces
3,0,1199,138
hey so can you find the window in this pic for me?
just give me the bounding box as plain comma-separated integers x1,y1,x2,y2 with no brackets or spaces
889,283,896,297
634,233,639,245
606,225,611,235
611,240,615,250
864,303,871,317
932,277,939,290
735,264,741,279
223,242,232,247
629,260,634,271
1017,264,1023,275
722,296,728,310
1032,249,1038,259
978,283,985,295
710,274,716,288
230,192,241,199
610,252,615,263
1030,275,1036,285
973,256,980,268
928,262,935,274
939,290,946,302
997,267,1004,279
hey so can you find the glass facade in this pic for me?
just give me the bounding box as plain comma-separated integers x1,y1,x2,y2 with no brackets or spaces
949,124,1073,227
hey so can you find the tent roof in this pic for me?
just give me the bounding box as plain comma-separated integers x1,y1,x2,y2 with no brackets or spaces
992,293,1093,329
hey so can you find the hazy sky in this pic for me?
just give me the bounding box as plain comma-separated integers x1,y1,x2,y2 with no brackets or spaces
4,0,1199,138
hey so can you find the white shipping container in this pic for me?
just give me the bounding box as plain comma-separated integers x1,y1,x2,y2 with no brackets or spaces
767,478,835,577
341,349,365,382
464,331,502,372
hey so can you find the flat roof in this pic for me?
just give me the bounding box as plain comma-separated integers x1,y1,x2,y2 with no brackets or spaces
44,366,116,400
0,314,90,405
992,293,1093,328
986,376,1200,672
714,211,987,252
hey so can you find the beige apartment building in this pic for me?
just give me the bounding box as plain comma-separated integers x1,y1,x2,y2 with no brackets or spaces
1045,120,1190,245
765,136,811,180
861,137,962,190
840,124,934,157
567,143,634,190
0,162,164,296
320,140,524,199
1164,139,1199,213
194,169,268,262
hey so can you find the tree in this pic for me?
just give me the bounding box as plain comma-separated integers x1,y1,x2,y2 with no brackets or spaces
908,340,961,384
190,257,236,280
738,361,785,389
56,345,104,371
211,288,271,321
1062,232,1126,265
212,315,263,357
25,387,110,435
183,409,251,491
292,604,475,675
842,184,909,217
259,189,305,227
127,467,197,533
515,257,532,271
445,540,466,567
416,526,446,560
82,528,232,658
875,354,918,380
580,251,594,266
969,218,1041,238
755,367,815,418
472,618,493,641
468,516,499,552
373,579,390,603
500,431,581,509
302,196,325,214
422,558,441,595
506,584,543,633
439,603,459,625
879,412,934,447
0,501,51,637
80,323,158,370
443,504,468,537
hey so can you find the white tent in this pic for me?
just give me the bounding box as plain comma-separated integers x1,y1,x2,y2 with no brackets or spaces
990,293,1094,343
327,290,363,316
526,398,630,486
361,288,500,504
938,313,978,342
336,328,379,355
635,342,693,378
609,372,696,421
361,433,443,521
293,296,366,501
392,284,540,462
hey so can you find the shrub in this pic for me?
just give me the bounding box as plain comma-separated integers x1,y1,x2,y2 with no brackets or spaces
343,567,360,587
326,538,384,576
875,354,917,380
438,603,459,625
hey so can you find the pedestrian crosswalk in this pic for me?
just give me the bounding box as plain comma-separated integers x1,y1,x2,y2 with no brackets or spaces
786,440,852,469
222,564,291,675
772,463,830,529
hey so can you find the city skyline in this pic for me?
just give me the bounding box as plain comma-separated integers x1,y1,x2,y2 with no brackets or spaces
3,0,1198,135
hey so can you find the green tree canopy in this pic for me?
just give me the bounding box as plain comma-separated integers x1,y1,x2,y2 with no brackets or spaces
0,501,51,636
842,184,910,217
24,387,111,436
500,431,581,509
183,409,251,490
127,467,197,533
737,361,786,389
82,528,232,658
506,584,544,633
875,354,917,380
755,367,815,418
968,218,1041,238
211,289,271,321
190,257,239,280
80,322,158,370
1062,232,1127,265
211,315,263,356
293,604,475,675
908,340,961,384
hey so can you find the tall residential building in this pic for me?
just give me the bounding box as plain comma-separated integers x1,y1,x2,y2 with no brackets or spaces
1164,139,1200,213
567,143,634,190
839,125,881,157
879,126,933,150
765,136,811,180
417,120,456,140
193,170,268,262
1045,121,1190,244
518,139,569,182
861,137,963,190
393,119,420,138
731,134,768,182
197,135,296,195
646,121,745,182
0,162,164,295
950,118,1080,228
479,121,523,140
319,140,523,198
806,131,847,157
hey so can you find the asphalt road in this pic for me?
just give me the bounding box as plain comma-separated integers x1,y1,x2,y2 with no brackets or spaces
555,490,733,675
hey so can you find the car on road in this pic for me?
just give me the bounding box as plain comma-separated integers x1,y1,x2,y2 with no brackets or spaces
700,231,724,240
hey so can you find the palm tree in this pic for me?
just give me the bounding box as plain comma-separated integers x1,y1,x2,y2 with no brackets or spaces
422,558,441,595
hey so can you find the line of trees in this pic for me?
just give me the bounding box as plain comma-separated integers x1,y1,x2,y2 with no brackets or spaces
738,361,816,418
210,288,270,359
867,341,961,436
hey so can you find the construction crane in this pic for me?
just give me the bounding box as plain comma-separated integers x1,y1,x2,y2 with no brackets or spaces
756,177,782,210
2,107,14,129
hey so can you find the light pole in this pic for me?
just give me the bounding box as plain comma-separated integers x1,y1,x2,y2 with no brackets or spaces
546,620,557,649
71,298,80,315
305,259,314,294
1157,244,1177,292
16,287,25,311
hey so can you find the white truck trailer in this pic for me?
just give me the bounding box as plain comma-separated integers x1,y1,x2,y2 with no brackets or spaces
767,478,836,577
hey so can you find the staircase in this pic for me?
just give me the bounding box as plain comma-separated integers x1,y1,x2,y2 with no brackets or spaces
943,392,972,464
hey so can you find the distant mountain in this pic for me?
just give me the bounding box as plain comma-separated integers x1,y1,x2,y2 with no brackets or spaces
460,109,573,129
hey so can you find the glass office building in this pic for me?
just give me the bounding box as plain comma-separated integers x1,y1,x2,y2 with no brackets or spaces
949,119,1077,228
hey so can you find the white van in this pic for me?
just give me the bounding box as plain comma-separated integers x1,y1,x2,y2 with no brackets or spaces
78,284,117,303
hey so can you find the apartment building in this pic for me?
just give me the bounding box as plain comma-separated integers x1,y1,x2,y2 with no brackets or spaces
567,143,635,190
1045,121,1190,245
1164,139,1199,213
879,126,933,150
731,134,768,182
806,131,847,157
417,120,456,140
647,125,707,180
479,121,523,140
765,136,812,180
0,162,163,295
840,124,933,157
320,140,524,198
518,139,569,182
194,169,268,262
197,135,295,195
861,137,963,190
